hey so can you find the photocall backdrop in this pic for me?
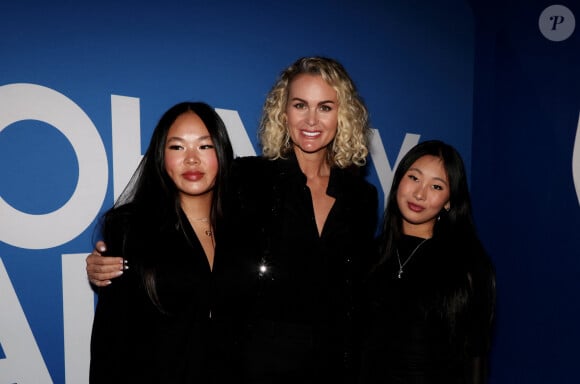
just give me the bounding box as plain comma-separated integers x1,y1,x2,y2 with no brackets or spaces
0,0,577,383
470,1,579,383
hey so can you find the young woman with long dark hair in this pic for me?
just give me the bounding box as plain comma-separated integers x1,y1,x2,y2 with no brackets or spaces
359,140,495,384
89,102,233,383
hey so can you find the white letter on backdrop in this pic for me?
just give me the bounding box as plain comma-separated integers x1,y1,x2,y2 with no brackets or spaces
0,257,52,383
0,83,108,249
369,130,420,207
216,108,256,157
111,95,142,201
573,112,580,206
62,253,95,384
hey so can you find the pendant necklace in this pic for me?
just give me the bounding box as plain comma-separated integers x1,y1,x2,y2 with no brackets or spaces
190,217,213,237
396,238,429,279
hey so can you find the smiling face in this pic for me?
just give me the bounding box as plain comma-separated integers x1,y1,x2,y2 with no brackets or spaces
396,154,451,238
285,73,339,157
164,111,218,202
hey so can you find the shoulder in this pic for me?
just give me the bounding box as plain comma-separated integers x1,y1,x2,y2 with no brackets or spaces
102,203,139,229
232,156,270,182
102,203,166,250
459,237,494,277
104,202,162,227
468,242,496,288
330,168,379,233
232,156,271,171
356,177,378,198
231,156,289,188
336,166,376,190
333,167,378,205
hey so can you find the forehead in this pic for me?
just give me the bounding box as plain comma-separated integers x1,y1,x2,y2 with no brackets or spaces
288,74,337,100
167,111,209,137
409,155,448,181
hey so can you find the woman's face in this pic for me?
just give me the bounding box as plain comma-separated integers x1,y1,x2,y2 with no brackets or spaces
164,111,218,201
285,74,339,156
396,155,451,238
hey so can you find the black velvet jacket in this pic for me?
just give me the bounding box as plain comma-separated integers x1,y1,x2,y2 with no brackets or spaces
214,155,378,383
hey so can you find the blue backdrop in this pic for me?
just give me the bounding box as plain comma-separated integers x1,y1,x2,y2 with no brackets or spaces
0,0,577,383
470,1,579,382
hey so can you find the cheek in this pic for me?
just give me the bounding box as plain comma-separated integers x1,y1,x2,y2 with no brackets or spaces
321,109,338,127
396,186,403,201
285,111,299,130
327,114,339,129
395,186,407,207
205,153,219,176
164,153,177,174
286,119,300,142
163,154,172,174
397,181,411,197
431,194,450,210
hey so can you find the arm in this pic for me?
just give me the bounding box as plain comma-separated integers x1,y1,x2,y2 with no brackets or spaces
86,241,127,287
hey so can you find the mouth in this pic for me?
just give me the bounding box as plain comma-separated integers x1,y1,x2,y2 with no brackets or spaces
301,130,321,138
407,202,424,212
182,171,204,181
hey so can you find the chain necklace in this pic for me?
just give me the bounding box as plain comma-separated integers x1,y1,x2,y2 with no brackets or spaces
189,217,213,237
396,238,429,279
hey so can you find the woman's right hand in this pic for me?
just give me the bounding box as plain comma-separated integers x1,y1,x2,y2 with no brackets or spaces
86,241,127,287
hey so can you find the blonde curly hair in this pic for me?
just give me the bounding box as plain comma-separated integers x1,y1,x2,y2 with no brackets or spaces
259,57,370,168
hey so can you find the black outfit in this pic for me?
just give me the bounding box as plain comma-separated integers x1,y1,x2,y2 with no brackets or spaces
359,235,494,384
90,205,214,383
214,155,378,384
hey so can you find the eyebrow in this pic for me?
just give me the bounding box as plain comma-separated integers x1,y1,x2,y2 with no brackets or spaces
408,167,449,185
290,97,337,105
166,135,212,142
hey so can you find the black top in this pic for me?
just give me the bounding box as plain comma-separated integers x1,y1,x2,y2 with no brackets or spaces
214,155,378,383
359,235,494,384
89,205,213,383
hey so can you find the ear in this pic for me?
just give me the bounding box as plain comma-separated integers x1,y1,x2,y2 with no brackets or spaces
444,201,451,211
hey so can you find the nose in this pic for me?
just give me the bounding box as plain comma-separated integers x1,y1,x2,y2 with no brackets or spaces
306,109,318,126
413,184,426,200
185,150,200,164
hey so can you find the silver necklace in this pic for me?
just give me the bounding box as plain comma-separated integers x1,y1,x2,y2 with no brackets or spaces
396,238,429,279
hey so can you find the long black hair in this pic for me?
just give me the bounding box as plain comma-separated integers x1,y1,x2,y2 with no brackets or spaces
378,140,495,355
101,101,233,310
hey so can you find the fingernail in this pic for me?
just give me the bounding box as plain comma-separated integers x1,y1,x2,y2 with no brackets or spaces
116,271,124,277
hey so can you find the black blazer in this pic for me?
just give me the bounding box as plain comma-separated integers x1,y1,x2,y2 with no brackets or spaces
214,155,378,383
89,205,213,384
